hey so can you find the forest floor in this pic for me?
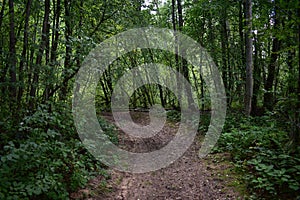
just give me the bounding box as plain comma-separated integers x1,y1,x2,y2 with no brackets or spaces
71,112,246,200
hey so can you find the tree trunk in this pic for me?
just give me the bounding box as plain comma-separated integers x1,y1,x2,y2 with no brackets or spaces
239,1,245,66
176,0,194,109
26,15,39,103
8,0,17,101
244,0,253,116
18,0,33,103
294,5,300,147
251,34,261,115
220,8,229,104
44,0,61,101
172,0,181,109
60,0,72,100
0,0,6,60
29,0,50,109
263,8,280,111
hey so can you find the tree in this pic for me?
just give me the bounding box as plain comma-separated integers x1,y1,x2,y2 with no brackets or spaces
18,0,33,103
263,2,281,111
8,0,17,102
245,0,253,116
29,0,50,108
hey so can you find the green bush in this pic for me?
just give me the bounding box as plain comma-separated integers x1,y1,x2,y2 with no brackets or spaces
0,103,117,199
247,150,300,196
214,114,300,198
166,110,181,122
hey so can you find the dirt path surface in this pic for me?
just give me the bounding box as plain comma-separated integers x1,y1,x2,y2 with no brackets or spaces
74,112,243,200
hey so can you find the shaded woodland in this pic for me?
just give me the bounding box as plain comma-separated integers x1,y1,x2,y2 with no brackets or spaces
0,0,299,199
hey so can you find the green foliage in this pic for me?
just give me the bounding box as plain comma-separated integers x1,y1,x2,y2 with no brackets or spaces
198,113,211,133
214,113,300,198
166,110,181,122
247,151,300,196
97,116,119,145
0,103,116,200
0,0,299,199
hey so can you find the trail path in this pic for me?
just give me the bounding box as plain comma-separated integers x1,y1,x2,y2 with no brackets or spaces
73,112,243,200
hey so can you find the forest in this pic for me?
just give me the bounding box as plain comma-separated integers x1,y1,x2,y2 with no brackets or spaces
0,0,299,199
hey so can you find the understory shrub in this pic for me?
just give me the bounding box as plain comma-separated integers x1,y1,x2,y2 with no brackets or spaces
166,110,181,122
214,113,300,199
0,103,117,200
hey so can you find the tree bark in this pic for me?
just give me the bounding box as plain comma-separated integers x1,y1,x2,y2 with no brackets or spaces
263,7,280,111
245,0,253,116
172,0,181,109
60,0,72,100
8,0,17,101
29,0,50,108
251,34,261,115
44,0,61,101
220,8,229,104
0,0,7,96
295,5,300,146
18,0,33,103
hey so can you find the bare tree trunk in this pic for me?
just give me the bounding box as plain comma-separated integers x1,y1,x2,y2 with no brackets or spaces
44,0,61,101
235,1,245,98
220,7,230,104
26,14,40,103
239,1,245,66
263,7,280,111
0,0,6,63
295,6,300,147
172,0,181,110
8,0,17,102
176,0,194,109
60,0,72,100
251,34,261,115
0,0,7,97
29,0,50,109
244,0,253,116
18,0,33,103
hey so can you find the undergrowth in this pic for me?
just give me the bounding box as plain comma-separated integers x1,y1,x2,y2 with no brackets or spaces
0,102,118,200
167,109,300,199
213,111,300,199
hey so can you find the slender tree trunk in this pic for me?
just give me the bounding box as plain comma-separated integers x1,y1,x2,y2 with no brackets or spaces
8,0,17,102
29,0,50,109
176,0,183,32
144,46,166,107
251,35,261,115
191,66,201,109
239,1,245,65
60,0,72,100
175,0,194,109
27,13,39,103
220,8,230,104
100,78,110,106
263,8,280,111
44,0,61,101
295,6,300,147
18,0,32,103
236,1,245,99
198,34,205,111
59,0,72,100
0,0,7,97
172,0,181,110
0,0,6,74
244,0,253,116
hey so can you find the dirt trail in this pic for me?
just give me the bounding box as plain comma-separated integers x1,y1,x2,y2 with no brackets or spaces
74,112,243,200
